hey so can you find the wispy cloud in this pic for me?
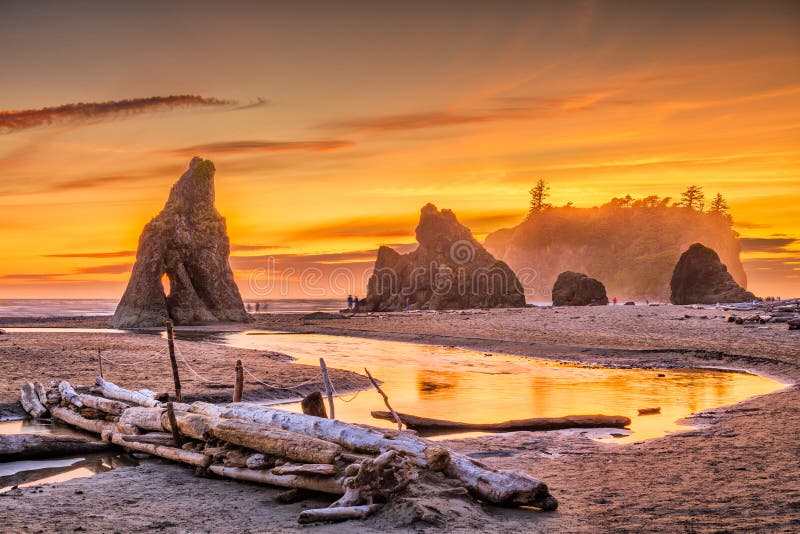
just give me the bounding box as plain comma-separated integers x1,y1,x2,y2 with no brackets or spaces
75,263,133,275
322,89,635,133
740,237,798,253
168,139,355,158
44,250,136,259
230,243,281,252
229,97,270,111
0,95,232,134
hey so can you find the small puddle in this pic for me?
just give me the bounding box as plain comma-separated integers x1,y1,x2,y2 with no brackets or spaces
0,420,137,493
216,331,786,443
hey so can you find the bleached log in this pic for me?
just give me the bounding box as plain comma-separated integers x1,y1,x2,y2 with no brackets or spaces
210,418,342,464
58,381,82,407
50,406,114,436
95,377,162,407
118,406,166,434
33,381,49,407
208,465,344,495
297,504,382,525
116,406,343,464
110,433,208,467
246,453,273,470
19,382,48,418
272,463,338,477
444,454,557,510
0,433,110,460
371,411,631,433
121,433,176,446
188,401,223,417
77,393,130,415
219,403,450,470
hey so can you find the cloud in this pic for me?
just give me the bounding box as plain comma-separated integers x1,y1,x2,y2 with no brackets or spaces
1,164,180,195
230,243,281,252
289,217,415,241
0,95,232,134
168,139,355,158
44,250,136,259
321,89,636,134
75,263,133,275
740,237,798,253
230,250,378,271
229,97,270,111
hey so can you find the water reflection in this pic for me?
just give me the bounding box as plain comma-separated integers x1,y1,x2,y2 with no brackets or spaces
221,331,786,443
0,453,138,493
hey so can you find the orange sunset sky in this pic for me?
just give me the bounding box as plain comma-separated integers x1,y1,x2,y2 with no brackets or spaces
1,1,799,300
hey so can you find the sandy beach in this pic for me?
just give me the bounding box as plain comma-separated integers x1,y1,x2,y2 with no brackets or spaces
1,305,798,532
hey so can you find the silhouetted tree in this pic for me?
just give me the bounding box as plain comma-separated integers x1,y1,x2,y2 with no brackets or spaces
679,185,705,211
526,179,551,220
632,195,671,209
708,192,733,224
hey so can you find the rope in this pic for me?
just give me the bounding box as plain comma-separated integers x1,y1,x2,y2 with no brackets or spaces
329,379,362,403
174,343,218,383
241,363,320,390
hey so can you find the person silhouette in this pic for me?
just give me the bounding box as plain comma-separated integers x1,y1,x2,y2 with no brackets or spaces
347,295,353,310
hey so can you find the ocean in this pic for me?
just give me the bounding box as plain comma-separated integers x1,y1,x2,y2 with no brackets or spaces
0,298,345,318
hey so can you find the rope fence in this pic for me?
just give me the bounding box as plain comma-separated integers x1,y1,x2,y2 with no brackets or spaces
97,337,360,404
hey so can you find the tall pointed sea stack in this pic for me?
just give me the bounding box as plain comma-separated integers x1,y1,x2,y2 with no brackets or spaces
364,204,526,311
112,158,247,328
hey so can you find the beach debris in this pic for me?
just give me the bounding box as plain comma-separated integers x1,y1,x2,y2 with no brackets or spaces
371,411,630,434
637,407,661,416
552,271,609,306
363,203,526,312
111,158,247,328
319,358,335,419
670,243,756,305
18,377,558,525
365,368,403,431
300,391,328,418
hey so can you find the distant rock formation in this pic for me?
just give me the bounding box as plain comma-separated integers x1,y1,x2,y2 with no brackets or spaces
364,204,526,311
112,158,247,328
670,243,756,305
485,204,747,301
551,271,609,306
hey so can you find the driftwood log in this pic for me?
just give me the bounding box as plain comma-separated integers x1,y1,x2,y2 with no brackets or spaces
0,434,110,460
19,382,48,419
371,411,631,434
17,377,560,525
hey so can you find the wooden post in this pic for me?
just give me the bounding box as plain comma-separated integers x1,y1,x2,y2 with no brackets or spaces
301,391,328,418
365,368,402,431
166,401,183,447
233,360,244,403
97,349,104,379
165,321,182,402
319,358,335,420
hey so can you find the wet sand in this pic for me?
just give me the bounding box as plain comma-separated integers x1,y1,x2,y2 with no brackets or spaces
1,305,798,532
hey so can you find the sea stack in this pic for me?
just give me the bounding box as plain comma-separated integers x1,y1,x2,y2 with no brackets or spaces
112,158,247,328
669,243,756,305
363,203,526,311
551,271,609,306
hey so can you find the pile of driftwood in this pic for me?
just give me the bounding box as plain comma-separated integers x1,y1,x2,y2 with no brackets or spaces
18,376,558,525
720,298,800,330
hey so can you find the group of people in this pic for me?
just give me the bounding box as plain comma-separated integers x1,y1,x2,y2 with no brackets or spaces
346,295,361,313
246,302,261,313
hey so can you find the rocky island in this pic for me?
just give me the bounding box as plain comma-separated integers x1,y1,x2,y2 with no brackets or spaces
112,158,247,328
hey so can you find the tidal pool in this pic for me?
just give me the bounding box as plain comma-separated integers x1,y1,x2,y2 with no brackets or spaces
0,420,137,493
217,331,786,443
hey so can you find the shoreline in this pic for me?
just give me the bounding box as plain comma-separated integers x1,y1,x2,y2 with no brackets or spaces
1,306,799,532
